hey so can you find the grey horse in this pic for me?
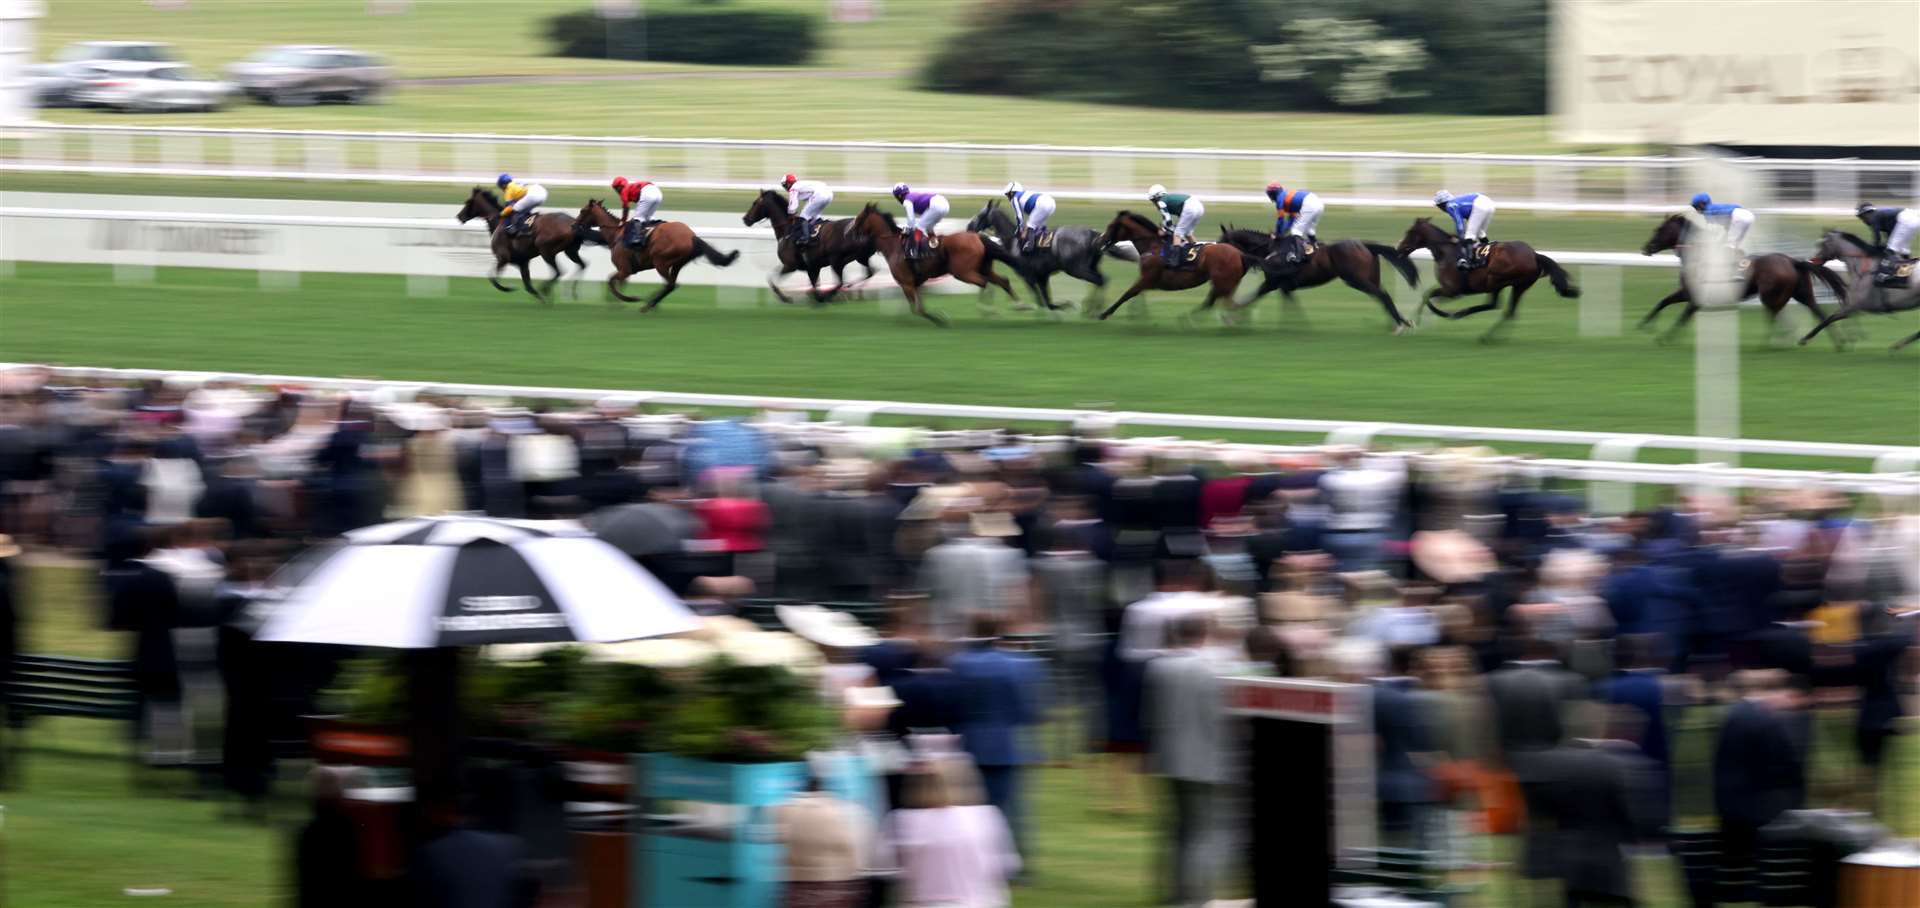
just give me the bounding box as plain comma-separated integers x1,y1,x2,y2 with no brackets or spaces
1799,230,1920,352
966,199,1114,314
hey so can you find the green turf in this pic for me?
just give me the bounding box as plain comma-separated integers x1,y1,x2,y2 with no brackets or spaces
4,262,1916,448
31,1,1636,154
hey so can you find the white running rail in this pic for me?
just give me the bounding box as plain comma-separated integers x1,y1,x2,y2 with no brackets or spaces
6,124,1916,216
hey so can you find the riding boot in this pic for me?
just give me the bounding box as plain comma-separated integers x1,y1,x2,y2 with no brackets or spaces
1875,257,1900,285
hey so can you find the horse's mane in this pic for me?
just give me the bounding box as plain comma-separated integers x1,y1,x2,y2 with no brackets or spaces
759,188,787,206
1829,230,1878,254
859,203,899,232
474,187,503,207
1115,210,1159,233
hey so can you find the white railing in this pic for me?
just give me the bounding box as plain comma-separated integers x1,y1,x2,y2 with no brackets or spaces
8,365,1917,500
6,124,1916,216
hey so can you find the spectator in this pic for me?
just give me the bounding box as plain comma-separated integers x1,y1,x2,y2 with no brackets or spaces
888,757,1020,908
948,613,1045,861
1713,669,1807,904
773,776,874,908
1599,633,1673,826
1144,611,1236,908
295,767,365,908
0,534,17,784
1530,707,1663,908
1028,512,1107,763
1317,447,1404,573
919,501,1030,642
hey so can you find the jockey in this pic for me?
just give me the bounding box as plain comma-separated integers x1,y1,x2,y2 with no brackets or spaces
1433,189,1494,270
1003,181,1056,254
1266,181,1323,261
781,173,833,246
496,173,547,237
1858,201,1919,283
1689,193,1754,255
611,176,663,247
1147,184,1203,255
893,183,950,259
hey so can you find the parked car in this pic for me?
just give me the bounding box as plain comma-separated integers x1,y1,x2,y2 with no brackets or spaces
228,46,393,106
30,41,179,107
72,62,236,113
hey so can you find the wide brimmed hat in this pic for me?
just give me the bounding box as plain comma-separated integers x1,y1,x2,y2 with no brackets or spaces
776,603,878,650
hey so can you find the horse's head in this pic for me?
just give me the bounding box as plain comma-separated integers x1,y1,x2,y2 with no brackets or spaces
1643,213,1690,256
742,189,785,227
851,203,896,240
577,198,619,230
1102,211,1159,246
967,200,1004,236
1395,217,1446,256
456,186,500,225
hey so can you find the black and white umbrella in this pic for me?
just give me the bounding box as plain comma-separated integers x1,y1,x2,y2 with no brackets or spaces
258,515,698,648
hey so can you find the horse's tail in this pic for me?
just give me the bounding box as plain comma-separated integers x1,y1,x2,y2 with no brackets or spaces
1795,258,1849,304
1365,242,1419,287
693,235,741,268
1537,254,1581,298
1104,242,1141,264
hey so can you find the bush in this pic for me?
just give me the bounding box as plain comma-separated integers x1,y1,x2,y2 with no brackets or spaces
546,7,820,66
922,0,1546,115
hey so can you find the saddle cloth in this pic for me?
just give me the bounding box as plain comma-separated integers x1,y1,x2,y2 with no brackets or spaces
1165,242,1209,270
1877,258,1917,287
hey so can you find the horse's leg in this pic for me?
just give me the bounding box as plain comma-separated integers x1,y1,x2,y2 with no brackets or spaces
766,261,800,305
1338,273,1409,332
1422,287,1467,320
517,260,545,303
1639,286,1691,331
805,265,832,306
1099,277,1152,320
606,263,644,304
1446,287,1503,321
539,251,564,297
1659,303,1701,345
1892,328,1920,352
565,245,588,300
1798,306,1854,346
641,262,685,312
899,280,946,328
1481,284,1528,343
489,259,515,293
1791,283,1849,350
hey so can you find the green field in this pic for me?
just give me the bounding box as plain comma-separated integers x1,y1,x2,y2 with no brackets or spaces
30,0,1631,154
4,262,1917,449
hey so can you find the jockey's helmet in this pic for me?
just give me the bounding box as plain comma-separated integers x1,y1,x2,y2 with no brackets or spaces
892,182,910,200
1266,181,1284,200
496,174,513,189
1432,190,1453,207
1690,192,1711,211
1146,184,1167,201
1004,181,1023,198
781,173,797,189
1856,202,1876,218
611,176,628,192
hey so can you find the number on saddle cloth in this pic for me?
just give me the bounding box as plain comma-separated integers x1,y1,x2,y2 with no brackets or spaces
1164,242,1206,270
1034,228,1053,249
1876,256,1917,287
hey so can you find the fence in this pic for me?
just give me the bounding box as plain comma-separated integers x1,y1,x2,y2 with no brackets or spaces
7,363,1917,513
5,124,1917,215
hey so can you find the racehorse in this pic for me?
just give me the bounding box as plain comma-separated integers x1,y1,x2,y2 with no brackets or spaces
1799,230,1920,352
1215,227,1417,333
575,200,741,313
1639,212,1851,346
965,199,1111,314
455,187,598,303
848,204,1019,327
741,189,880,305
1095,212,1260,321
1395,218,1581,341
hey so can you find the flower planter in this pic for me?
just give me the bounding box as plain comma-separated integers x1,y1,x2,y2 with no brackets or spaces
306,715,410,767
634,753,807,908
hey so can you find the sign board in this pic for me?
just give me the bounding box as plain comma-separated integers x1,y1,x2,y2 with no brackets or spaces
1552,0,1920,147
1226,677,1374,906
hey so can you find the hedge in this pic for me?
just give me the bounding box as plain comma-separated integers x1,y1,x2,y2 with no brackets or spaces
546,8,819,66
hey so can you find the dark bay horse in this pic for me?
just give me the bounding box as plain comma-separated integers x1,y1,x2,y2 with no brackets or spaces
1096,212,1260,321
455,187,597,303
1216,227,1417,333
1395,218,1580,341
741,189,879,304
1639,213,1850,346
1800,230,1920,351
849,204,1018,327
575,200,740,312
966,199,1111,314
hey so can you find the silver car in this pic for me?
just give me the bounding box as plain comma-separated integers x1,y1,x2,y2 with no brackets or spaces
228,45,393,106
31,41,179,107
73,62,236,113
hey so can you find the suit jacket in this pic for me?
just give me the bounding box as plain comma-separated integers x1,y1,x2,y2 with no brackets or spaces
1530,741,1662,898
1486,660,1586,759
1713,698,1805,829
1856,625,1915,733
1600,669,1670,768
1372,678,1435,806
948,646,1044,767
1144,649,1233,784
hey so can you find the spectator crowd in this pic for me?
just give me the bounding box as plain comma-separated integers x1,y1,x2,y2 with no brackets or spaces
0,365,1916,908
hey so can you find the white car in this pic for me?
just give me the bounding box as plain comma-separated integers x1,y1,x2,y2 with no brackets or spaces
73,62,236,113
31,40,179,107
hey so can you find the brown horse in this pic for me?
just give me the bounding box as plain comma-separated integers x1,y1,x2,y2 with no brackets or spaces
454,187,597,303
1216,227,1417,332
1096,212,1259,321
1395,218,1581,341
741,189,879,305
848,204,1018,327
1639,213,1851,346
575,200,740,312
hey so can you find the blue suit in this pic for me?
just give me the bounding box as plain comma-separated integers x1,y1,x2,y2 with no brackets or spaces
1701,202,1744,222
1439,194,1482,235
1600,669,1672,826
950,645,1046,856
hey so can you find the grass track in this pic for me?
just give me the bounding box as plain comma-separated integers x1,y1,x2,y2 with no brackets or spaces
4,263,1916,447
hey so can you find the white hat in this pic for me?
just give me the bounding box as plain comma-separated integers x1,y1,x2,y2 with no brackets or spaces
843,685,901,711
1147,184,1167,200
776,604,878,650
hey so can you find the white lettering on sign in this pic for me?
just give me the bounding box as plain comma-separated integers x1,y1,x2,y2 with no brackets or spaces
439,613,566,632
457,595,542,613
